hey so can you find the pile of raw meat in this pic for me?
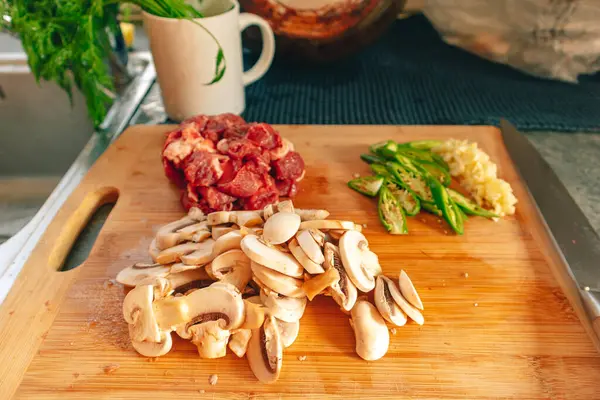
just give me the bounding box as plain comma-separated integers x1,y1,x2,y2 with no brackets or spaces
162,114,306,213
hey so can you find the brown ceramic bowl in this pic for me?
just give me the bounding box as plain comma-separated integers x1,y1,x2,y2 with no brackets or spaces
241,0,405,63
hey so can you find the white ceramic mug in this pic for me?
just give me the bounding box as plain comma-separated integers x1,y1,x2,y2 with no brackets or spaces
143,0,275,120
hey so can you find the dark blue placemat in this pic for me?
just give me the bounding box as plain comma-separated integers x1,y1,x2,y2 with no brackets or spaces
242,13,600,132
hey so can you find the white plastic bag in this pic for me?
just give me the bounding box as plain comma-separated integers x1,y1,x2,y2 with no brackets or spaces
423,0,600,82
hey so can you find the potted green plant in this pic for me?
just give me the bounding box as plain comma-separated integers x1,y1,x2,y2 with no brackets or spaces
0,0,225,127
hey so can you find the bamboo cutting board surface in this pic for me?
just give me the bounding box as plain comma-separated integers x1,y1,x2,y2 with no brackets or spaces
1,125,600,399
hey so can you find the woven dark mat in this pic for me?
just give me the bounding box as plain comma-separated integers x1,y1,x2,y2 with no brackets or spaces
242,13,600,132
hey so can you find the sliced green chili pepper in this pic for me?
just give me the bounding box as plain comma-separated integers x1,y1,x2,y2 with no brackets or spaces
393,153,422,176
378,185,408,234
347,176,384,197
369,140,389,155
418,161,452,187
377,140,399,159
386,181,420,216
397,148,450,172
371,163,390,177
421,200,442,216
429,178,464,235
360,153,386,165
447,188,498,219
456,204,468,224
397,140,443,150
385,162,433,202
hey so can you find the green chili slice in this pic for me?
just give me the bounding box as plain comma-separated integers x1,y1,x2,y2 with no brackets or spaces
447,188,498,219
347,176,384,197
378,185,408,234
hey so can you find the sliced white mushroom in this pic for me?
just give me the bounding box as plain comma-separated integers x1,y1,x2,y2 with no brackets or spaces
123,284,162,343
239,296,266,330
349,300,389,361
155,241,208,265
169,262,202,274
302,267,339,301
323,243,357,312
189,320,231,358
296,230,325,265
260,291,307,323
399,270,424,310
176,221,210,242
241,235,304,278
231,211,263,227
250,261,305,298
374,276,407,327
155,216,200,250
149,238,161,262
207,211,233,225
308,229,326,247
387,276,425,325
229,329,252,357
130,327,173,357
212,230,243,257
299,220,357,231
247,315,283,383
262,204,275,220
328,230,345,240
211,224,236,240
339,231,380,292
275,318,300,348
179,239,216,265
295,209,330,221
276,200,295,214
207,249,252,291
288,238,325,274
262,211,301,245
116,263,171,287
139,268,213,298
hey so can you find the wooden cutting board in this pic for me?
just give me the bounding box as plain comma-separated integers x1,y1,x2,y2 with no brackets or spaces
1,125,599,399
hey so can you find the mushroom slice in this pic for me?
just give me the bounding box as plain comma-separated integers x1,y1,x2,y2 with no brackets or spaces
374,276,407,327
302,268,340,301
187,207,206,221
211,224,236,240
149,238,161,262
123,284,162,343
399,270,424,310
191,230,211,243
323,243,357,311
276,200,295,214
247,315,283,383
241,235,304,278
262,204,275,220
288,238,325,274
229,329,252,357
275,318,300,348
189,320,231,358
296,230,325,265
180,239,216,265
232,211,263,227
156,242,206,265
328,230,345,240
295,209,330,221
207,249,252,291
386,276,424,325
169,262,202,274
299,220,357,231
176,221,210,242
262,211,301,245
239,296,266,330
212,230,243,257
349,300,389,361
130,328,173,357
116,263,171,287
155,216,199,250
339,231,379,292
260,291,307,323
308,229,326,247
250,261,305,298
207,211,233,225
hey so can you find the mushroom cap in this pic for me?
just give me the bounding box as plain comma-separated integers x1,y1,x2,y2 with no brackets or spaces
130,328,173,357
208,249,252,291
323,242,357,311
288,238,325,275
250,261,305,298
123,284,162,343
374,276,407,327
116,263,170,287
350,300,389,361
399,270,424,310
241,235,304,278
275,318,300,348
212,230,243,257
262,211,301,245
339,230,377,292
260,291,307,323
246,315,283,383
296,230,325,265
